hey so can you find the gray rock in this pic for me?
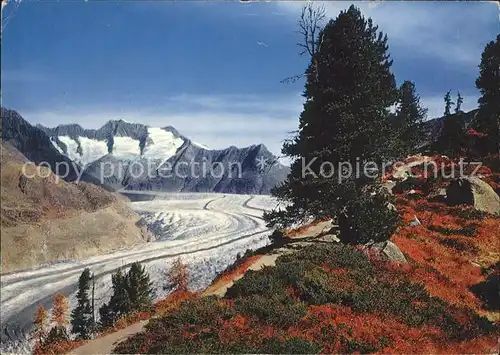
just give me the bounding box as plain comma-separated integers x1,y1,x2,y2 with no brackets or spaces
382,180,396,195
364,240,407,263
446,177,500,215
387,203,397,212
316,234,339,243
408,215,421,227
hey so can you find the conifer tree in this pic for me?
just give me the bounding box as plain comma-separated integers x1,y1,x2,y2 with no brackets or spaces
166,258,189,292
126,262,155,311
444,90,454,116
456,91,464,113
99,269,131,328
71,268,94,339
47,293,70,342
265,5,398,228
33,305,48,344
474,34,500,154
390,80,427,158
51,293,69,327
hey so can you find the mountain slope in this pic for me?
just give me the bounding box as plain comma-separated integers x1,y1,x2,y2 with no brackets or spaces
0,139,151,273
1,108,105,187
421,109,479,148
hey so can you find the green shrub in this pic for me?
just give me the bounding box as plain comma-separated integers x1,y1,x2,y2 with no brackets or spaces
296,267,341,305
235,294,307,328
225,267,286,299
278,243,373,273
163,296,235,327
260,336,321,354
338,187,400,244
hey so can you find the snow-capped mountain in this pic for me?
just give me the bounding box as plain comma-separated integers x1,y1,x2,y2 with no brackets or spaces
35,117,289,194
40,120,186,167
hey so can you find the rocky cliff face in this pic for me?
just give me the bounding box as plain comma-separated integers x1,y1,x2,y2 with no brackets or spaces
0,139,151,273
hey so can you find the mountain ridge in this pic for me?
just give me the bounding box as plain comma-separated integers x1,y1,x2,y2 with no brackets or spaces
2,108,289,194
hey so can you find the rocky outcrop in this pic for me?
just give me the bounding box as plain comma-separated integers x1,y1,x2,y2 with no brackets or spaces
0,140,150,273
446,177,500,215
363,240,408,263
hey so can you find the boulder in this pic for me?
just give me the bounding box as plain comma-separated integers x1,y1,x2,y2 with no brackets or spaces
408,215,421,227
316,234,340,243
446,177,500,215
382,180,396,195
363,240,407,263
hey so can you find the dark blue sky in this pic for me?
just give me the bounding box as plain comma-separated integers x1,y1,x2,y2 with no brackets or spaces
1,0,498,155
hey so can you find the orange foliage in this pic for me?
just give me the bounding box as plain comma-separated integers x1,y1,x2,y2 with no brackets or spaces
32,305,48,344
167,257,189,292
51,293,69,326
33,339,85,355
392,193,500,312
205,255,262,294
291,304,446,353
155,290,196,316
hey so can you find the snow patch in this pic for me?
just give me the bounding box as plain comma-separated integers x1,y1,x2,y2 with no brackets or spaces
192,141,211,150
56,136,108,166
49,137,64,155
57,136,80,163
78,137,108,166
143,127,184,162
112,136,141,159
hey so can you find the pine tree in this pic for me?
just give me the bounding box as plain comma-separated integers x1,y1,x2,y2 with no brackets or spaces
126,262,155,312
265,5,398,228
456,91,464,113
474,34,500,154
33,305,48,344
98,302,114,329
444,90,454,116
390,80,427,158
71,268,94,339
99,268,131,328
166,258,189,292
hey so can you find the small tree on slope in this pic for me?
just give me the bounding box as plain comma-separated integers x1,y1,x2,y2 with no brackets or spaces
46,293,70,343
166,257,189,292
32,305,48,345
70,268,94,339
99,268,131,328
474,34,500,154
126,262,155,312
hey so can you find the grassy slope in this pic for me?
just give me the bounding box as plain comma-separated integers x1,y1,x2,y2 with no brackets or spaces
114,205,499,353
110,156,500,354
